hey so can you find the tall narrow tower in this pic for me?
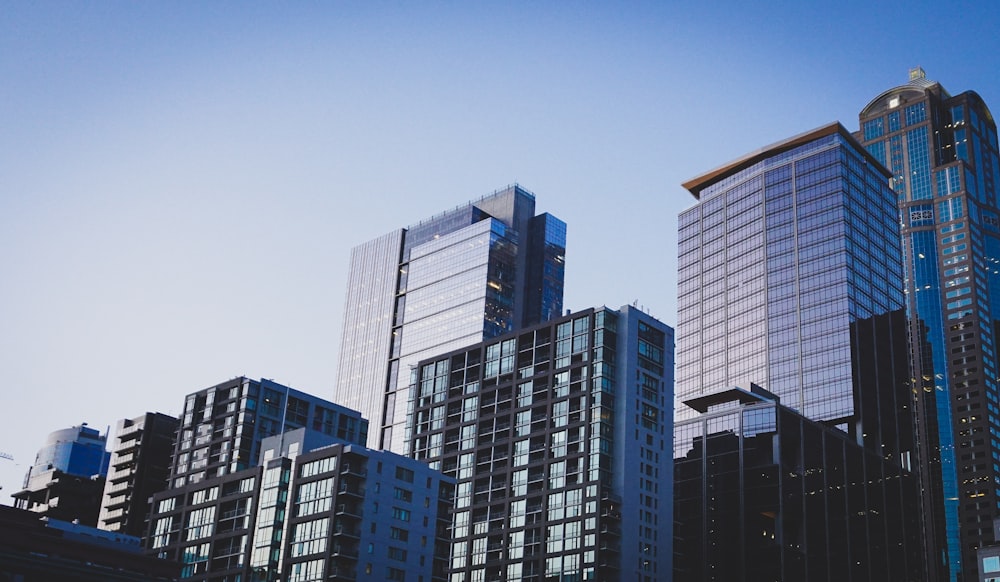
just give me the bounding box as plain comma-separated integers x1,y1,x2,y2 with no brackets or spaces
335,184,566,453
857,69,1000,582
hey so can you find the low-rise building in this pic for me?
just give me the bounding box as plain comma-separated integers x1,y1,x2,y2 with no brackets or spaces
148,428,453,582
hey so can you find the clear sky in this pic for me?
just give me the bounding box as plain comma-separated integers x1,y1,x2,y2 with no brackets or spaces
2,1,999,498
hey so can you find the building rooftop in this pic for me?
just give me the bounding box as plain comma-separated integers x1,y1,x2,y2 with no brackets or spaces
681,122,889,199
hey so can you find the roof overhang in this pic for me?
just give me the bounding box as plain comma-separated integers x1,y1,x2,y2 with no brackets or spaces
681,122,890,200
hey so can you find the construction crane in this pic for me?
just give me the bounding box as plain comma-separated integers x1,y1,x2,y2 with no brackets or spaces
0,452,13,462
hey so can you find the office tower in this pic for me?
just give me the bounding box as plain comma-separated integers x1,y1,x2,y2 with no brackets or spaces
0,505,180,581
673,122,924,580
335,184,567,453
857,68,1000,582
12,424,111,526
169,376,367,487
675,122,914,459
98,412,179,538
147,427,453,582
409,305,674,582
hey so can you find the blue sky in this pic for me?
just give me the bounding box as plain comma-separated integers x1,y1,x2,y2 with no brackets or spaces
2,1,999,496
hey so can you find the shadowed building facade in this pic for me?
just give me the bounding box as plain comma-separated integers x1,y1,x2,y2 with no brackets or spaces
98,412,180,538
673,122,924,580
334,184,566,453
169,377,367,488
409,305,674,581
147,428,453,582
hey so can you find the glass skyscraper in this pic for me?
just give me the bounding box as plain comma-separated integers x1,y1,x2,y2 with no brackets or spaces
857,68,1000,582
676,122,913,461
673,122,924,580
335,184,566,453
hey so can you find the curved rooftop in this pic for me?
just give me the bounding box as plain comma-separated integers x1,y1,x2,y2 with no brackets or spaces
859,67,945,118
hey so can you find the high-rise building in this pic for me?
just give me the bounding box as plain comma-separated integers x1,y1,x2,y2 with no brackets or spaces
98,412,179,538
857,68,1000,582
147,427,454,582
169,377,367,487
672,122,925,580
675,122,914,460
335,184,566,453
12,424,111,526
409,305,674,582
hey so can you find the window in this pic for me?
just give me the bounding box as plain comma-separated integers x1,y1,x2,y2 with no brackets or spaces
392,507,411,522
191,486,219,505
157,496,178,513
863,118,884,140
390,526,410,541
286,396,309,426
288,559,324,582
905,102,927,125
295,478,335,516
261,388,282,417
395,466,415,483
312,406,337,435
388,546,408,561
300,456,336,478
185,506,216,541
181,542,210,577
985,556,1000,573
393,487,413,502
290,518,329,557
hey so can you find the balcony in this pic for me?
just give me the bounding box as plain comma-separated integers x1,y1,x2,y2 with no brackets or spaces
338,485,364,498
109,472,134,486
333,524,361,538
600,507,621,520
340,465,367,478
328,566,357,581
335,504,362,518
104,495,130,511
599,523,622,536
330,544,359,559
117,424,143,440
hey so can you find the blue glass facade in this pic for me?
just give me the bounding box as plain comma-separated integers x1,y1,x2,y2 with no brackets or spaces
858,69,1000,582
21,425,110,484
13,424,111,526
